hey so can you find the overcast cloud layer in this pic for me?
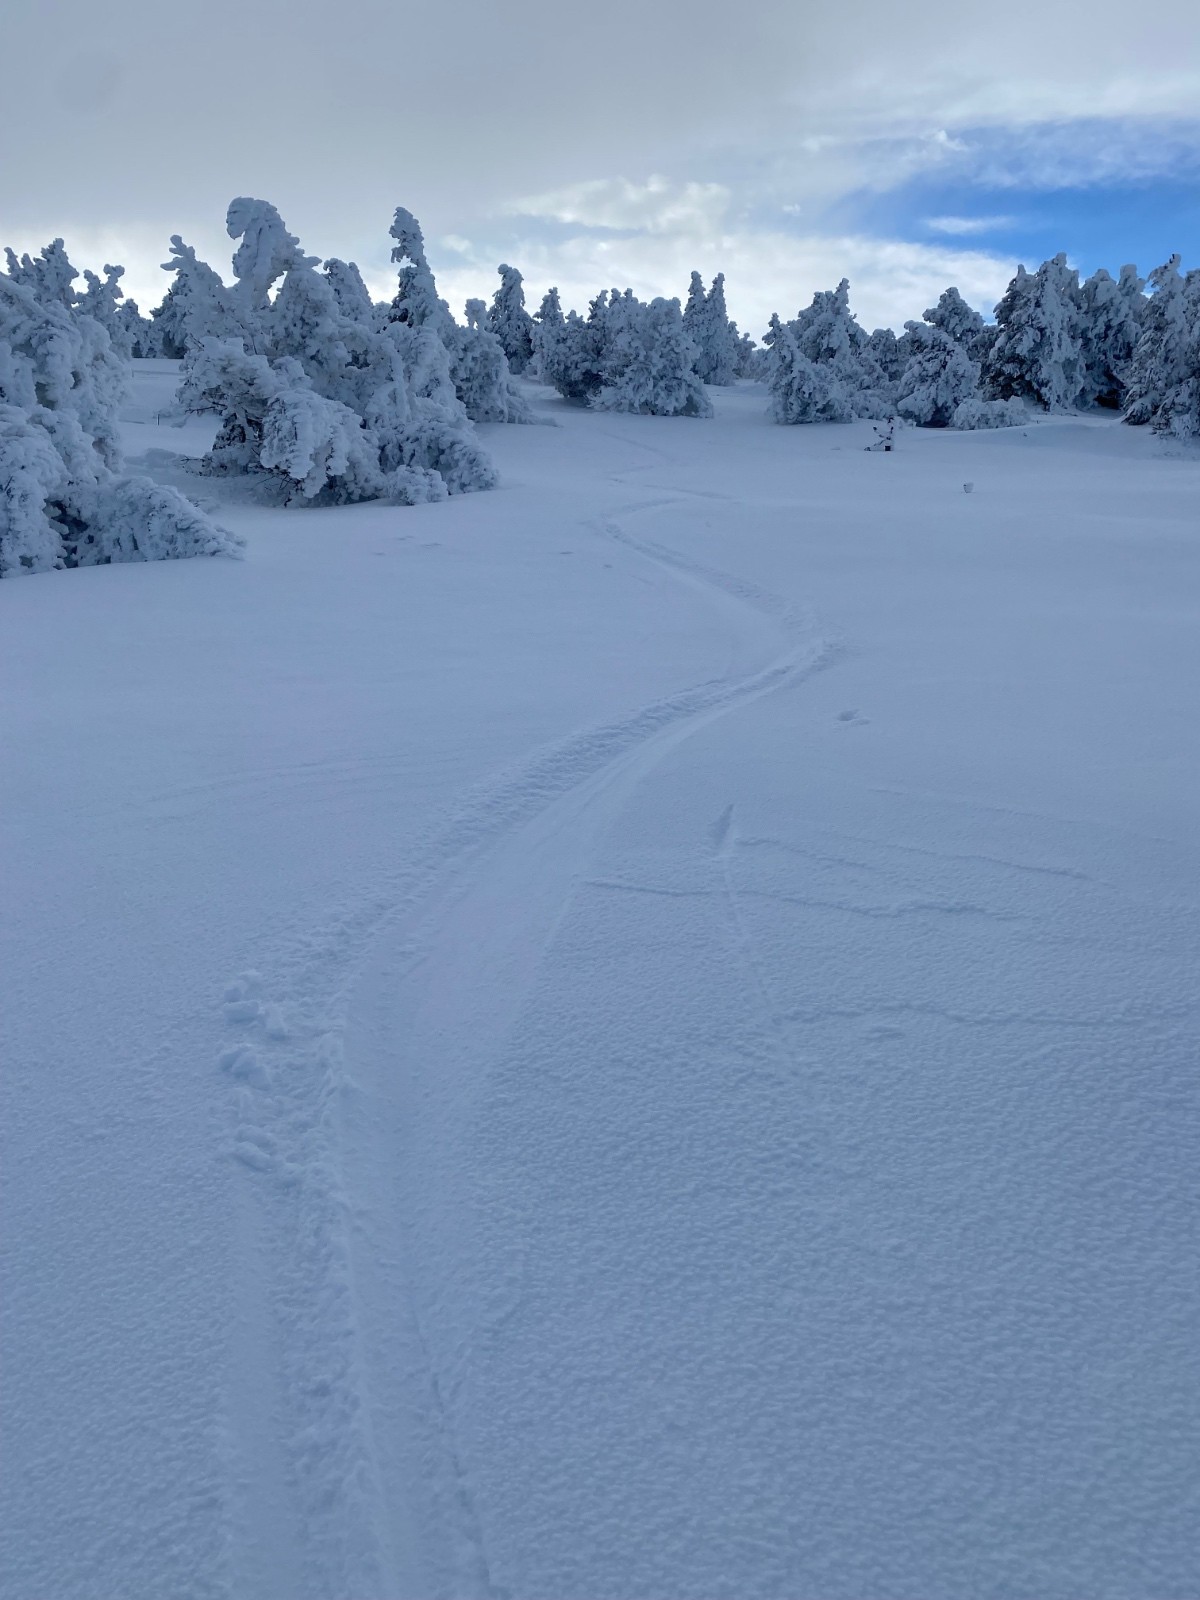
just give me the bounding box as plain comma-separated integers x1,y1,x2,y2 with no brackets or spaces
4,0,1199,332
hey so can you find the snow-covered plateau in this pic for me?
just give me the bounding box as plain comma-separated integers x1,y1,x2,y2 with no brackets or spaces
2,363,1199,1600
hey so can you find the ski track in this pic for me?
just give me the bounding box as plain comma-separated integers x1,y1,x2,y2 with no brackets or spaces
214,496,835,1597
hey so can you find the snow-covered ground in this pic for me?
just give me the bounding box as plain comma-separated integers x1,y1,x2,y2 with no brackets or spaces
3,367,1199,1600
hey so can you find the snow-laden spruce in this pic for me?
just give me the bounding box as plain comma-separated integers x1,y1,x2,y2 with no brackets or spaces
595,297,713,417
764,282,894,424
1,252,239,577
1078,266,1144,410
765,315,856,423
487,265,535,375
539,287,711,416
923,287,987,357
161,200,500,502
682,271,741,386
983,254,1084,411
894,323,980,427
386,211,530,425
1122,256,1200,437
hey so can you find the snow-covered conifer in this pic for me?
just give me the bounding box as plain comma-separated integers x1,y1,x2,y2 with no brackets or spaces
1,271,238,575
766,279,891,419
77,265,132,355
766,318,855,424
226,198,309,324
682,272,706,348
594,296,712,417
865,326,903,383
1077,265,1145,410
385,207,523,430
464,299,487,331
4,239,79,308
923,287,986,355
983,254,1083,410
1122,256,1200,436
895,322,981,426
540,309,607,403
487,264,535,374
686,273,740,386
531,287,564,378
387,208,452,331
154,236,243,357
322,258,376,324
178,337,444,504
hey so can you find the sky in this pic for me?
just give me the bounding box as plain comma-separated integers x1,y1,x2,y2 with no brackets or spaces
3,0,1200,335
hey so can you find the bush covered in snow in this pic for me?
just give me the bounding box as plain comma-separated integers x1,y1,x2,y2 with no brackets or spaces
950,396,1025,430
1,252,239,578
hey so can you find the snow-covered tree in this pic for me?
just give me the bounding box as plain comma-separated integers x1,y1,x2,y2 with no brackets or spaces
1122,256,1200,436
154,236,244,357
540,308,607,403
116,299,160,358
4,239,78,308
387,207,451,332
464,298,487,330
983,254,1083,410
594,297,712,417
76,264,132,355
865,326,904,383
385,209,525,427
531,287,564,378
226,198,309,328
734,329,761,378
683,272,740,386
322,258,375,324
764,281,892,422
487,264,534,374
1077,265,1145,410
1,265,239,576
923,287,986,356
895,322,981,426
682,272,706,349
765,316,855,424
447,325,532,423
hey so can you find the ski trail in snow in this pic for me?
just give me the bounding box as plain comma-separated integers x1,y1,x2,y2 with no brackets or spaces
709,802,803,1079
216,507,835,1597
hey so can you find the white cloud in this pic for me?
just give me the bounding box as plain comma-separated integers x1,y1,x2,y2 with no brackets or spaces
504,177,733,238
406,181,1016,337
925,216,1018,237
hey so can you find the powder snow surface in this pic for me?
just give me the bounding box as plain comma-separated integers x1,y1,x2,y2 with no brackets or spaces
2,369,1199,1600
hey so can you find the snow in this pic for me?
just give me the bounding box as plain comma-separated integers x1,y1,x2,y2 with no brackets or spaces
2,363,1199,1600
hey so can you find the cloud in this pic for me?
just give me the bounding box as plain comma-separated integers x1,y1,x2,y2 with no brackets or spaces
3,0,1196,329
413,180,1016,336
504,177,733,238
925,216,1019,236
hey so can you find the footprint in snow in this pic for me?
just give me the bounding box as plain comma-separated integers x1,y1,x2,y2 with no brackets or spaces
837,709,870,726
218,1045,272,1089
